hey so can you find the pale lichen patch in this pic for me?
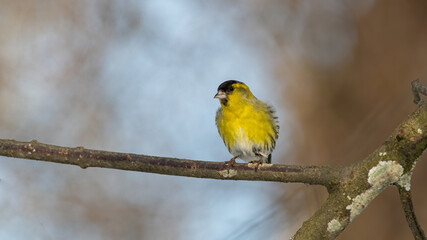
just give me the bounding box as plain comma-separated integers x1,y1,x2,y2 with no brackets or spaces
327,219,342,233
397,160,417,191
218,169,237,178
417,128,423,134
346,161,403,221
367,161,403,185
342,192,352,200
247,162,273,168
260,163,273,167
378,152,387,157
397,172,412,191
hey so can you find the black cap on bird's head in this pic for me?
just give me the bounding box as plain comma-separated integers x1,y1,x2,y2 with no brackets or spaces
214,80,243,99
217,80,242,92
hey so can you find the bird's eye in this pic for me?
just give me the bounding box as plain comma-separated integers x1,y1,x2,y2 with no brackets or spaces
229,86,234,92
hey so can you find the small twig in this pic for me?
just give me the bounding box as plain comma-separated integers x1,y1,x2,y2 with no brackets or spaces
412,79,427,105
397,185,426,240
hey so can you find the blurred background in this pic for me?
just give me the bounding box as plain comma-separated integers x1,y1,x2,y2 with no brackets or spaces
0,0,427,239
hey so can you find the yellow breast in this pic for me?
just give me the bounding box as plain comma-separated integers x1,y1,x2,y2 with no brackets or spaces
216,99,277,152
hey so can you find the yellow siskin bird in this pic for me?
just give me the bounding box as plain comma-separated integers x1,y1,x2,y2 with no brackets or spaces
214,80,279,166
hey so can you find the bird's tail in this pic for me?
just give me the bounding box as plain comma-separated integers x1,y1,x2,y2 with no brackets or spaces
267,154,272,164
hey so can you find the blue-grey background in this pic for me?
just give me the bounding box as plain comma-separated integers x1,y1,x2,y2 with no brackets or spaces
1,1,427,239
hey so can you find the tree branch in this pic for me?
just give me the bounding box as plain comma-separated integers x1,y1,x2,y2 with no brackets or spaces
292,102,427,239
397,185,426,240
412,79,427,105
0,139,341,186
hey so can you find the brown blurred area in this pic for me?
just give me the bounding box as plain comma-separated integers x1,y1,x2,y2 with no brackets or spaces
274,0,427,239
2,0,427,239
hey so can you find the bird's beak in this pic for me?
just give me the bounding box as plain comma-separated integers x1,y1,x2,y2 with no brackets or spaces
214,90,226,99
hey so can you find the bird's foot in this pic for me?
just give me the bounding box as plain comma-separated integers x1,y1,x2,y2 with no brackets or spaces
224,156,238,167
250,159,263,172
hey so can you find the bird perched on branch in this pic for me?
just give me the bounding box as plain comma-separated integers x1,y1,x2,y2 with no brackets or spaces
214,80,279,166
